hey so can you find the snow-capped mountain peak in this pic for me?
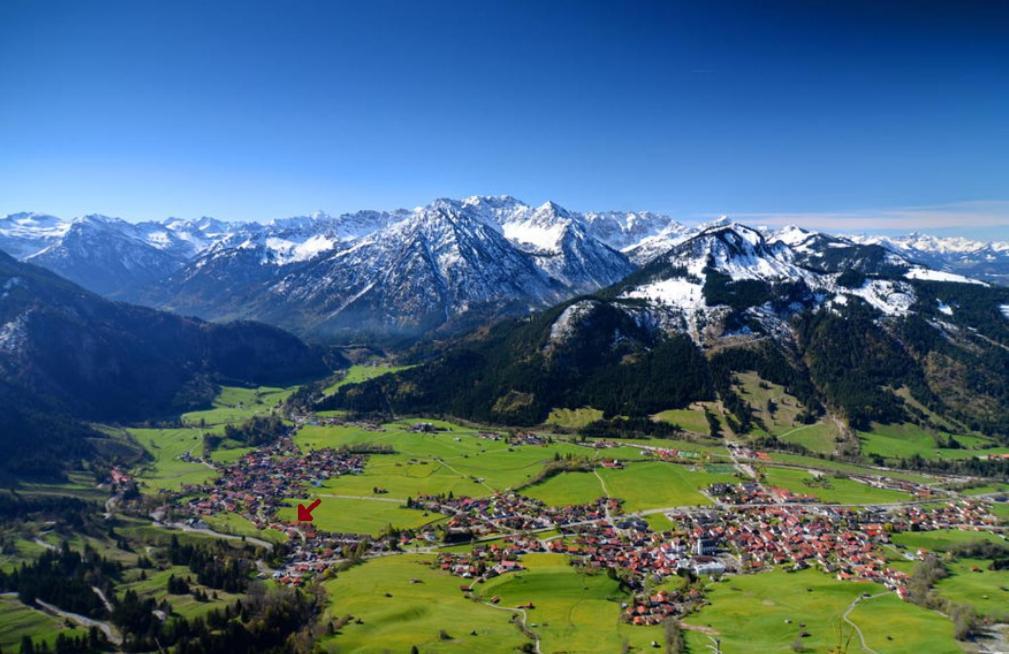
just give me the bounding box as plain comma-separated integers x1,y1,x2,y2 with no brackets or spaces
770,224,815,247
3,197,1006,342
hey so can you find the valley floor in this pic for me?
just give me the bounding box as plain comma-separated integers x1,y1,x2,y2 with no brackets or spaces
3,367,1009,653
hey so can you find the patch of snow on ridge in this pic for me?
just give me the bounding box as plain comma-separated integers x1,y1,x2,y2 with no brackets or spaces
842,279,916,317
548,300,598,344
936,299,954,316
288,234,338,262
905,267,986,286
770,225,812,247
502,221,566,252
262,235,338,264
0,313,29,353
622,277,705,310
1000,305,1009,320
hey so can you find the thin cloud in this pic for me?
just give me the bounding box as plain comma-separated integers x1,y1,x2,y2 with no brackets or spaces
714,201,1009,232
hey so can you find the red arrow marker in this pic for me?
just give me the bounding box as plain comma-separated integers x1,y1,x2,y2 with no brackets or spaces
297,498,321,522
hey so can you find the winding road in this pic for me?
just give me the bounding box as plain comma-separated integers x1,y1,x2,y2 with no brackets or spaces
35,598,122,647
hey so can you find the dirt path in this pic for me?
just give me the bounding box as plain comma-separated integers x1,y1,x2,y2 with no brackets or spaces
437,457,496,493
842,592,887,654
593,470,611,498
318,493,404,504
593,470,617,526
777,423,820,441
483,602,541,654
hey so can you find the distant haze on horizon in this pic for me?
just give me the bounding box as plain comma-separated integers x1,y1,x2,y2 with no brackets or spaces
1,0,1007,240
7,197,1009,243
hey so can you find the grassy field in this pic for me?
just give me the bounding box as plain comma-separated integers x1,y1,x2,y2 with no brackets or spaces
476,553,664,653
317,452,490,501
277,496,445,536
126,384,300,492
15,471,108,503
991,502,1009,522
320,554,529,653
934,558,1009,620
322,364,412,396
120,564,243,621
652,402,727,435
683,569,960,654
524,461,737,512
522,470,605,507
958,482,1009,496
761,467,910,505
846,592,962,654
544,407,604,429
774,423,840,456
891,529,1007,553
600,461,736,511
734,372,802,432
608,436,732,459
0,537,49,573
128,426,220,491
0,597,77,651
201,512,287,543
182,384,297,427
296,420,602,493
858,422,1009,461
766,452,936,483
732,372,841,454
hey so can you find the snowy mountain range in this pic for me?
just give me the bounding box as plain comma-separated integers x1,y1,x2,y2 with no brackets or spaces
594,221,983,347
1,198,1006,340
321,220,1009,433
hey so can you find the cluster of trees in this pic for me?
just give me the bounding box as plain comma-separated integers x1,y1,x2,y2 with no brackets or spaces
0,542,119,619
581,416,683,440
705,342,823,437
886,453,1009,478
111,588,164,649
320,299,715,425
0,380,100,480
796,304,916,431
167,573,191,595
283,380,326,414
0,493,95,528
948,539,1009,563
316,262,1009,453
15,629,107,654
167,536,249,593
896,296,1009,437
702,270,774,311
110,584,324,653
906,553,980,641
222,415,291,446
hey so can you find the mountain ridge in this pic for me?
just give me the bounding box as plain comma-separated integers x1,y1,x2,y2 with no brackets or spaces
321,222,1009,442
2,199,1006,343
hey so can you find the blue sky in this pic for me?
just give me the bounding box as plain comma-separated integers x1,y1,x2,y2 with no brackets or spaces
1,1,1007,237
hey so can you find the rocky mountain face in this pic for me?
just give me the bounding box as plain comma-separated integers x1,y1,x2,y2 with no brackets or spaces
26,215,192,296
323,223,1009,439
3,199,1005,342
135,197,644,340
0,212,69,259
